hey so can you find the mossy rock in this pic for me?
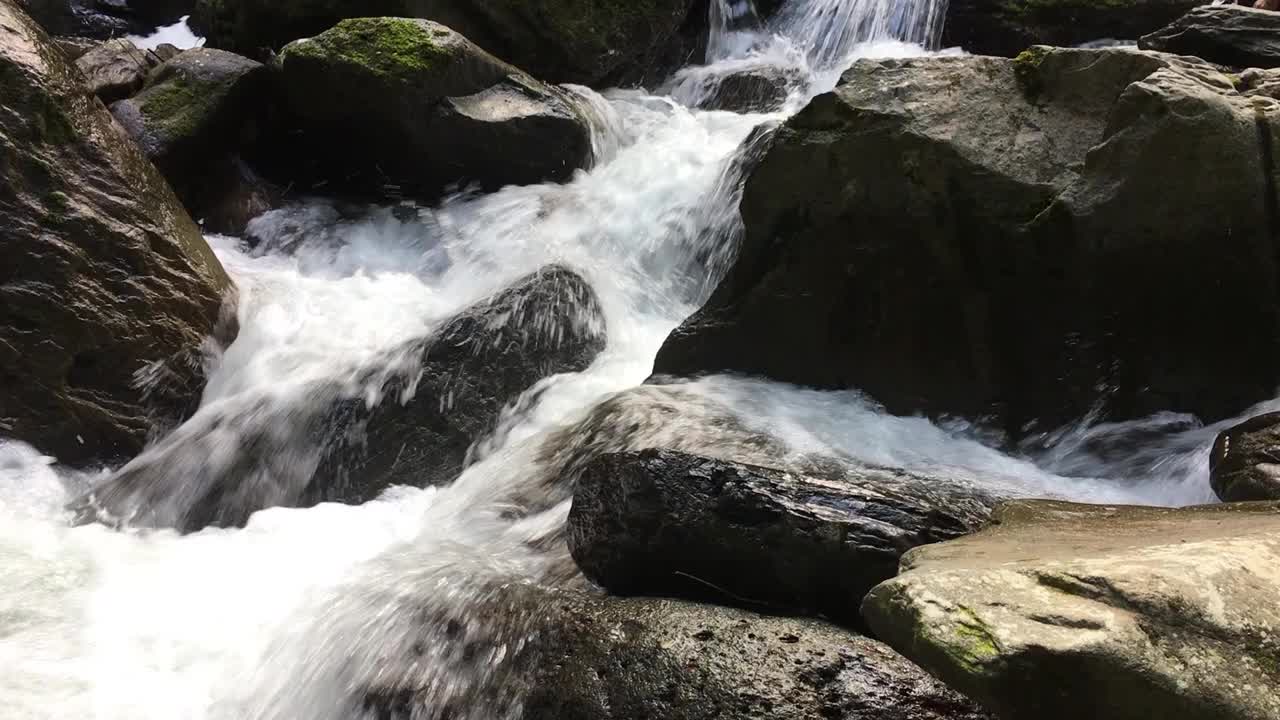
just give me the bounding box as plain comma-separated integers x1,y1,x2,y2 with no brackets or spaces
191,0,698,85
270,17,594,200
0,0,234,466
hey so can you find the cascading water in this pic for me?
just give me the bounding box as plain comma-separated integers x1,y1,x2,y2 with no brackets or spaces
0,0,1247,717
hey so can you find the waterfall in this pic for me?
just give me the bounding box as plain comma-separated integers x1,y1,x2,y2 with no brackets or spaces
0,1,1227,718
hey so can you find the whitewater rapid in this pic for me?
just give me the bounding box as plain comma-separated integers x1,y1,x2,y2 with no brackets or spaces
0,1,1255,717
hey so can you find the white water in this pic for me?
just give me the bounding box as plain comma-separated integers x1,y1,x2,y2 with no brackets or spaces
0,0,1254,717
127,16,205,50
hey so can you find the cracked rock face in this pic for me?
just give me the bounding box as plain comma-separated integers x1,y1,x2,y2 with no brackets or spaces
861,500,1280,720
654,46,1280,436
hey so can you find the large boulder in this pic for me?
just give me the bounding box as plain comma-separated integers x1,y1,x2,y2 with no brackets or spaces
267,17,594,201
190,0,698,86
0,0,234,466
110,48,273,232
74,38,161,102
654,47,1280,436
567,448,999,625
862,500,1280,720
1211,412,1280,502
73,265,606,530
1141,4,1280,70
942,0,1202,57
365,586,993,720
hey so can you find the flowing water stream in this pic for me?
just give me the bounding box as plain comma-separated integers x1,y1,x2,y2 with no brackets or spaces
0,0,1264,717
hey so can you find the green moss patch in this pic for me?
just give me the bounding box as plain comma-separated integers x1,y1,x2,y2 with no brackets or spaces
281,17,455,80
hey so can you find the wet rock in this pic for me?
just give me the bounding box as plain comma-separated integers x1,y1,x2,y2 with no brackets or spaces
567,449,999,624
862,499,1280,720
74,37,158,102
269,17,593,201
1141,4,1280,69
366,586,993,720
73,265,606,530
1211,412,1280,501
110,48,270,233
654,47,1280,436
942,0,1202,57
0,0,234,466
191,0,699,85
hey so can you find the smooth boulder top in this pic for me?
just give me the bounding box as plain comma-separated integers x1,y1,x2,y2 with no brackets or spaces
568,448,999,626
1141,4,1280,69
0,0,234,466
863,500,1280,720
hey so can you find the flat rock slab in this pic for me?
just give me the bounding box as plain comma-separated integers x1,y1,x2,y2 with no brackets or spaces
862,500,1280,720
568,448,1000,625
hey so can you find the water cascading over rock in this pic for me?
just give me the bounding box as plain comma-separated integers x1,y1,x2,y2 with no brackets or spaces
73,265,605,531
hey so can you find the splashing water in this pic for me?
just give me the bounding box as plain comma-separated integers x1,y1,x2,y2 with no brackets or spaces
0,0,1247,717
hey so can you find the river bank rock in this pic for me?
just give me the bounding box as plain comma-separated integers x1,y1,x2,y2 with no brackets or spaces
1141,4,1280,69
0,0,234,466
655,46,1280,436
862,499,1280,720
191,0,699,86
942,0,1201,57
110,48,272,232
567,448,999,625
267,17,593,202
73,37,159,102
74,265,606,530
1211,412,1280,501
366,586,993,720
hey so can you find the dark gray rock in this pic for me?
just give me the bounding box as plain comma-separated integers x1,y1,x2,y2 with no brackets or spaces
943,0,1202,57
365,586,994,720
21,0,193,38
73,265,606,530
1140,4,1280,69
567,449,999,624
654,47,1280,437
1211,412,1280,502
0,0,234,466
268,17,594,201
74,37,158,102
110,48,270,232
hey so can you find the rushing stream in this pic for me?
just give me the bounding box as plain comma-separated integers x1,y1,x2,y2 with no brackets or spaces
0,0,1266,718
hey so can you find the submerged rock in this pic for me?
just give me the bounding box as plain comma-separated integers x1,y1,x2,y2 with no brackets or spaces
110,48,271,233
1211,412,1280,501
269,17,594,201
567,448,999,625
943,0,1201,57
191,0,699,85
862,499,1280,720
0,0,234,466
366,586,993,720
74,265,606,530
21,0,192,38
655,47,1280,436
74,38,159,102
1141,4,1280,69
